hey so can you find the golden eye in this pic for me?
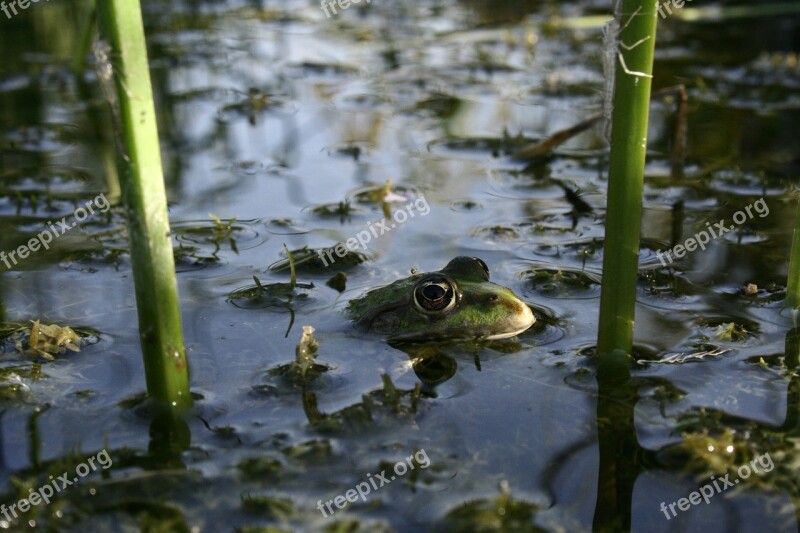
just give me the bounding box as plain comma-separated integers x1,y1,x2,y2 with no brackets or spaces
413,276,458,314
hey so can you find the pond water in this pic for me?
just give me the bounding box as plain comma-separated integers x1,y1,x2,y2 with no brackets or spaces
0,0,799,531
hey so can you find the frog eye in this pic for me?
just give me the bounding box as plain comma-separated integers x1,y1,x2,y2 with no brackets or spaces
413,276,458,314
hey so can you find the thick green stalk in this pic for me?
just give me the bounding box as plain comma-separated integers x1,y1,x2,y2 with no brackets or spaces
97,0,191,410
597,0,657,357
786,202,800,307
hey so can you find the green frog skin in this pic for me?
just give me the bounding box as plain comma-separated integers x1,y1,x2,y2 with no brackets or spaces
347,256,535,344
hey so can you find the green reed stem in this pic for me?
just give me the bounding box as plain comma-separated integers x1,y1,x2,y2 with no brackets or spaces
786,202,800,308
597,0,658,357
97,0,191,410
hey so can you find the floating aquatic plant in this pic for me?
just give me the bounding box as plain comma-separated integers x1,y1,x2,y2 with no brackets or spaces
229,274,315,337
714,322,750,342
439,480,542,532
237,457,283,482
20,320,82,360
240,493,297,520
6,320,96,361
325,272,347,293
312,200,361,220
268,245,368,273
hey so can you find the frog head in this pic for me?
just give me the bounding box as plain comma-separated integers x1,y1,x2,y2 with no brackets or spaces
347,256,535,344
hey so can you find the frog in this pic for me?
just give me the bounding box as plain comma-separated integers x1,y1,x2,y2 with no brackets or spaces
347,256,535,344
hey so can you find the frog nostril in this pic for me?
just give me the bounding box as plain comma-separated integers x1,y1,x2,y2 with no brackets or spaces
488,295,499,303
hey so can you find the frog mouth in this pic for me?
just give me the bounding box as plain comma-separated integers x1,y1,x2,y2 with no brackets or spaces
484,303,535,340
386,300,536,344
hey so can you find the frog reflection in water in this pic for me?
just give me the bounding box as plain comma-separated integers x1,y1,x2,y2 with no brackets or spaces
347,256,535,344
